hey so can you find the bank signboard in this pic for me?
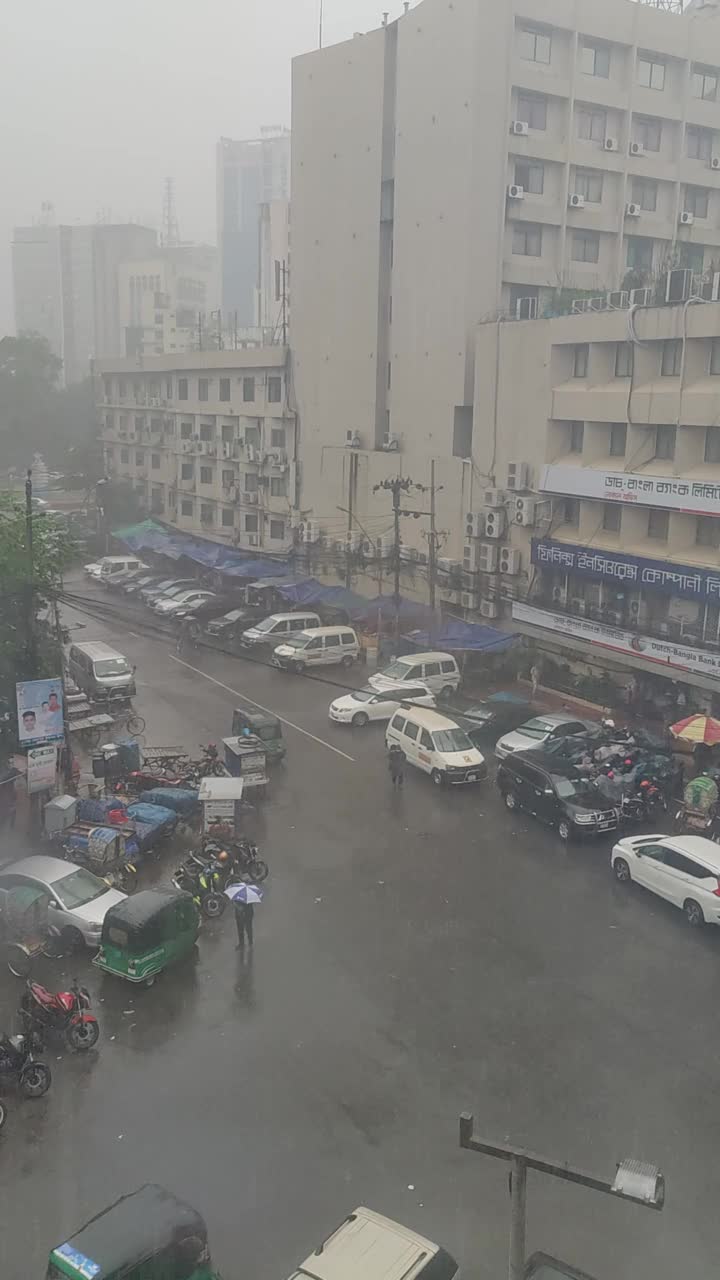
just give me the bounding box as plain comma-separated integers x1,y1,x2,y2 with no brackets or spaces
540,464,720,517
531,537,720,604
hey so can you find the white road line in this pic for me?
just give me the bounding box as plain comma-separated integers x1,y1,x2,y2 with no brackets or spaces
169,654,356,763
128,631,141,638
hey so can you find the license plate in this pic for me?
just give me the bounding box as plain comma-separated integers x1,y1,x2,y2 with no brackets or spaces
598,821,613,830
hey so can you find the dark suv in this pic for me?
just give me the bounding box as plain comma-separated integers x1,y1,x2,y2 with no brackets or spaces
496,752,619,841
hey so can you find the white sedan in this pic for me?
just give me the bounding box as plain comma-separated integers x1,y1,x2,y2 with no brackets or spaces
154,590,216,617
329,683,435,727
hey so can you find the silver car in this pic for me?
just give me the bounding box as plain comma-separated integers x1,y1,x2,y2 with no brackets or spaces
0,855,126,949
494,713,593,760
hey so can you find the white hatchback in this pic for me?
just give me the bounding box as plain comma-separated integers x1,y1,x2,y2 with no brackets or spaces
329,683,435,726
611,833,720,927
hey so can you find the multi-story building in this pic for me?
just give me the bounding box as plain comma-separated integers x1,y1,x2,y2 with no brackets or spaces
118,244,218,358
12,216,157,383
290,0,720,654
97,351,295,553
257,199,290,335
217,128,290,327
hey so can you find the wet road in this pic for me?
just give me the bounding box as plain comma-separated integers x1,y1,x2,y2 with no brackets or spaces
1,577,718,1279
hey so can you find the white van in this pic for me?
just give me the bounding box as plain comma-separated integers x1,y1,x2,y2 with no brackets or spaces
273,626,360,672
97,556,146,584
385,706,486,785
290,1206,457,1280
370,651,460,697
241,612,321,647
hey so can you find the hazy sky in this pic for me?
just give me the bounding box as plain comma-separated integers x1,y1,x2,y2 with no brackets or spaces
0,0,388,335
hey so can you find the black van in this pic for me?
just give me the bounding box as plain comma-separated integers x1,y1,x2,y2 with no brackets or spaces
496,751,619,841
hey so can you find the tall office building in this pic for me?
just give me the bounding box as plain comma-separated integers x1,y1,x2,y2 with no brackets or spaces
216,128,290,327
118,243,218,359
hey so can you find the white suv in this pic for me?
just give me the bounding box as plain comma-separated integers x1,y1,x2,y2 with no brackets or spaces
611,833,720,927
329,683,435,726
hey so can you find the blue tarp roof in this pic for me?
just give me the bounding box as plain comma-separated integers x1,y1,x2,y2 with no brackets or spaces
403,620,517,654
114,520,290,577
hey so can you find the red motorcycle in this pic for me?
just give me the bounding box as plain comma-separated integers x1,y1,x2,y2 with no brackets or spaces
19,979,100,1052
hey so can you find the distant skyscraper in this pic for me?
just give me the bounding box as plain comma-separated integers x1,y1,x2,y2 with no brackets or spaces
216,128,290,326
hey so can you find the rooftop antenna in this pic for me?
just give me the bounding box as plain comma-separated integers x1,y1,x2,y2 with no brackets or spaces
161,177,180,247
382,11,389,25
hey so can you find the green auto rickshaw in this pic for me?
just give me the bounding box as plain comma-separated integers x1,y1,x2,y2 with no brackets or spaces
93,888,199,986
46,1183,220,1279
231,706,286,762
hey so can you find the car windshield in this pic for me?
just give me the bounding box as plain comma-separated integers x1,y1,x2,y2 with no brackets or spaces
517,718,556,740
93,658,131,677
380,660,411,679
280,634,309,649
221,611,245,623
432,728,473,752
349,690,375,703
254,617,278,633
553,776,593,802
52,867,109,909
465,705,492,722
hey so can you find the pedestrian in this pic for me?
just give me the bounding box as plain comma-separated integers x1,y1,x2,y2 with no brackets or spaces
388,744,404,788
530,662,541,701
176,617,194,656
234,900,254,950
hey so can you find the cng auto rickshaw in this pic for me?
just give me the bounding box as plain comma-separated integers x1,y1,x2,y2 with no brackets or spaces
231,706,285,762
93,888,199,986
46,1182,219,1279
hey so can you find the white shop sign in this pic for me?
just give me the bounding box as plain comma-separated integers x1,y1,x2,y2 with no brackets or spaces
512,602,720,682
540,464,720,516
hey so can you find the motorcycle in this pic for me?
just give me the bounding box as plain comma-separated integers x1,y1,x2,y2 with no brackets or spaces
19,978,100,1052
621,780,668,825
0,1031,51,1097
203,839,269,885
195,743,226,778
172,858,227,919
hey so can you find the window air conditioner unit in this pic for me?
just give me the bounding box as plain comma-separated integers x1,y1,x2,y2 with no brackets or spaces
630,287,653,306
665,268,692,303
499,546,521,575
515,496,537,527
629,140,645,157
303,519,319,543
507,184,524,200
607,290,630,309
465,511,483,539
625,202,641,218
507,460,529,490
588,296,607,312
516,296,538,320
248,534,259,547
462,591,480,611
222,443,231,458
604,137,619,152
483,488,507,509
568,193,585,209
375,535,393,560
439,587,462,605
710,156,720,170
382,433,399,451
480,598,499,619
346,430,362,447
679,211,694,226
571,299,589,315
511,120,529,136
437,557,462,575
484,509,505,539
700,271,720,302
477,542,499,573
243,491,258,504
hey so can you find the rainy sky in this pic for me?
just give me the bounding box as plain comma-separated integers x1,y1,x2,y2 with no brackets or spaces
0,0,388,336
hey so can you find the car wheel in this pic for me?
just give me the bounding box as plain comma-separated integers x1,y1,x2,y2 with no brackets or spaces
293,660,306,674
431,769,445,787
341,654,355,669
352,712,369,727
557,819,572,842
440,685,454,700
613,857,631,883
684,898,705,927
504,791,517,811
61,927,85,953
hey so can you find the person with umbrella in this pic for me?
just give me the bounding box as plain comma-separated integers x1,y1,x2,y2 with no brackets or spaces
225,882,263,951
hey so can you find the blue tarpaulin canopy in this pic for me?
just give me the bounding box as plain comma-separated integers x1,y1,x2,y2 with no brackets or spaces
403,620,517,653
113,520,291,576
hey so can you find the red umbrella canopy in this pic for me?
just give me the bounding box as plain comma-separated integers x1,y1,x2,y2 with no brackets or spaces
669,714,720,745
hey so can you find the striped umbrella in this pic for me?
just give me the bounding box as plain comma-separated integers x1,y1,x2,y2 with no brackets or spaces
669,714,720,746
224,883,263,905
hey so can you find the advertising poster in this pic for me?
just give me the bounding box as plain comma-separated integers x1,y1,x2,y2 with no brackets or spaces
26,744,58,794
16,678,65,746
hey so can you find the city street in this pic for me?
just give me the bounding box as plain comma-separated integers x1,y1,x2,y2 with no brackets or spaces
1,580,719,1280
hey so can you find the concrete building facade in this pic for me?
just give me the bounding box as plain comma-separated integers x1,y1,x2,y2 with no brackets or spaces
217,129,290,327
118,244,218,359
98,351,295,554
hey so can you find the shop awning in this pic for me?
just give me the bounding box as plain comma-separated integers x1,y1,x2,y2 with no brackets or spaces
113,520,291,576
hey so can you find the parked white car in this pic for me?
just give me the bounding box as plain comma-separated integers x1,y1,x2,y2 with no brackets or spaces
0,855,126,949
369,651,460,698
84,562,103,577
329,682,435,726
494,713,592,760
611,833,720,926
154,589,216,617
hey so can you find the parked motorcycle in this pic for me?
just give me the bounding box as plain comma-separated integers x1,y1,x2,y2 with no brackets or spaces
203,840,269,885
620,780,668,824
172,859,227,918
19,979,100,1052
0,1031,51,1097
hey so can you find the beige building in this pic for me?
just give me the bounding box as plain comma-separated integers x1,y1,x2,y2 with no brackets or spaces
257,199,290,336
98,351,295,553
217,129,290,326
118,244,218,359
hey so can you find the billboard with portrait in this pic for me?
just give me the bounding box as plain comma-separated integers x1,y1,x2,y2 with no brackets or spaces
16,678,65,746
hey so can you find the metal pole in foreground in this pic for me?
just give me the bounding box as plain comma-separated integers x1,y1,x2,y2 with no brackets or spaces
509,1156,527,1280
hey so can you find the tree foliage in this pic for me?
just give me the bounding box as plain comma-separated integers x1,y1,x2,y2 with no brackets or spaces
0,332,94,470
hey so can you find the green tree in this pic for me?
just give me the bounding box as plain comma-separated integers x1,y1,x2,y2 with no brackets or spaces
0,332,95,470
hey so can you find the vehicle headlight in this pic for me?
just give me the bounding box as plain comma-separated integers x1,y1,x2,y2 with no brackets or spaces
574,813,594,824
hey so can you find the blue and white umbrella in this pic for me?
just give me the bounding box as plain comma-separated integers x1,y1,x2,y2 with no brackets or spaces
224,883,263,905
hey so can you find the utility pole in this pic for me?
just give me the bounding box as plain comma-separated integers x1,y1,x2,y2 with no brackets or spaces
274,260,289,345
25,469,37,677
373,476,418,641
197,313,203,352
52,598,74,789
345,452,357,590
428,459,438,611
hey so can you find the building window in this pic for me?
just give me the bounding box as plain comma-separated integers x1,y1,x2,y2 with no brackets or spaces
118,379,127,400
243,471,259,493
200,466,213,484
661,339,682,376
678,243,705,274
166,378,173,398
576,105,606,142
626,237,654,271
267,376,282,402
692,65,718,102
637,55,665,91
181,462,193,480
560,498,580,527
684,187,709,219
512,223,542,256
570,230,600,263
135,415,145,433
181,499,193,517
518,26,551,64
580,41,610,78
655,424,676,460
704,426,720,462
221,508,235,527
271,427,286,448
515,161,544,194
603,503,621,532
630,177,657,211
517,92,547,131
151,453,160,469
270,476,287,498
615,343,633,377
609,423,627,457
573,345,589,378
135,451,144,465
120,448,129,464
569,421,584,453
219,378,231,402
633,116,662,152
710,340,720,376
221,424,234,443
178,378,188,400
222,468,234,487
573,169,603,203
244,514,258,533
198,378,209,402
200,423,213,441
243,376,255,402
105,413,114,430
245,425,261,449
696,516,720,548
270,519,285,540
647,508,669,540
687,125,713,161
200,504,214,524
180,421,192,439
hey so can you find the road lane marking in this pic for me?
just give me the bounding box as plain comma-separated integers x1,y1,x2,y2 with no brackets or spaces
169,654,356,763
